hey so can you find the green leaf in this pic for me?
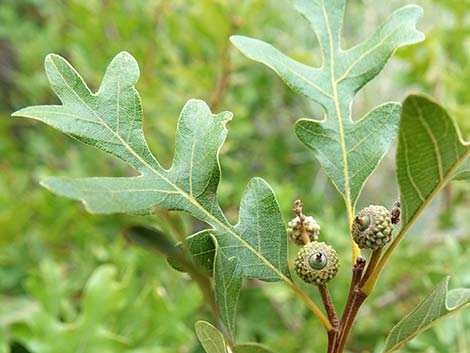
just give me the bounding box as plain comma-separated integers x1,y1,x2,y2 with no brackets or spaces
194,322,277,353
125,225,214,274
168,230,216,273
125,225,178,256
13,52,291,338
212,236,242,342
296,103,401,204
397,95,470,229
382,277,470,353
235,343,276,353
231,1,424,208
195,320,228,353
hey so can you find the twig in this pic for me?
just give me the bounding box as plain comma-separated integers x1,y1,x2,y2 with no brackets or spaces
327,329,338,353
319,284,339,329
334,290,367,353
333,256,366,353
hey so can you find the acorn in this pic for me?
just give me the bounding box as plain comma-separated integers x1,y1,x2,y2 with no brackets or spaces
352,205,393,250
287,216,320,245
294,242,339,285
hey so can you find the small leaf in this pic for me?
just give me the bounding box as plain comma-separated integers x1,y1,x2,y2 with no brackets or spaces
231,2,424,208
195,320,228,353
382,277,470,353
235,343,277,353
397,95,470,229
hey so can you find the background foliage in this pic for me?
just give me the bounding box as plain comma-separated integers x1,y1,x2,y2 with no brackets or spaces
0,0,468,352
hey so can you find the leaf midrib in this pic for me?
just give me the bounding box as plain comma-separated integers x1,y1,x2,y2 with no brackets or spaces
322,1,352,214
49,57,291,285
321,0,360,262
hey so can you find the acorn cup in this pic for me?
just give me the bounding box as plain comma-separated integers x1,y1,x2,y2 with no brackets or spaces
352,205,393,250
294,241,339,285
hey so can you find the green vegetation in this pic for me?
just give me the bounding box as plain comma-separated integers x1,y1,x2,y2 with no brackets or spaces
1,1,469,352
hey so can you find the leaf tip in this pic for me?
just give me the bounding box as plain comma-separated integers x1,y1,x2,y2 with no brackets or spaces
44,53,61,65
402,4,426,42
39,176,98,214
183,98,233,124
230,35,255,51
218,110,233,124
10,108,25,118
39,176,67,197
248,176,268,187
114,51,139,68
44,53,68,75
106,51,140,84
229,34,244,44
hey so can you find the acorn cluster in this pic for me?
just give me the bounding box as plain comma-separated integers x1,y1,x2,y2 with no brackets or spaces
288,203,339,285
289,202,398,285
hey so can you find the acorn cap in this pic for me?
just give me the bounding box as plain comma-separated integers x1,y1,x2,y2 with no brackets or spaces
352,205,393,250
294,241,339,285
287,216,320,245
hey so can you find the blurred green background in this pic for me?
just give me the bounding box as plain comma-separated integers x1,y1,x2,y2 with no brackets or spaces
0,0,469,352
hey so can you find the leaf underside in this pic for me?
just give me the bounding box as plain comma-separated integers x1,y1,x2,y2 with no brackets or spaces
382,277,470,353
231,0,424,207
12,52,290,340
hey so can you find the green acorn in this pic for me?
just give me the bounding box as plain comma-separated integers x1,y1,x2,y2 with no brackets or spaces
352,205,393,250
294,242,339,285
287,216,320,245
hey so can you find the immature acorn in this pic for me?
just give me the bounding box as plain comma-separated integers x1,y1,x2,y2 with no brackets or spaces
287,216,320,245
294,241,339,285
352,205,393,250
